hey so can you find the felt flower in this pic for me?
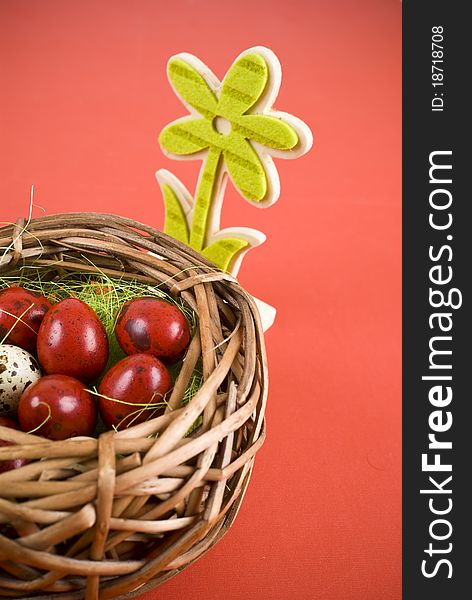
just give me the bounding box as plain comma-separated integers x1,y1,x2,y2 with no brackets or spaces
159,47,311,207
157,47,312,272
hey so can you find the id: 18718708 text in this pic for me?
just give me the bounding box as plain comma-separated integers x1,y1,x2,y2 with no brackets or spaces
431,26,445,112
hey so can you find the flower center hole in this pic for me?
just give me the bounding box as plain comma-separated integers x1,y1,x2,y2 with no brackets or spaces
213,117,232,135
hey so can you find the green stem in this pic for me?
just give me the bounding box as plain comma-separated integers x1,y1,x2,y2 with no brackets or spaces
189,147,221,251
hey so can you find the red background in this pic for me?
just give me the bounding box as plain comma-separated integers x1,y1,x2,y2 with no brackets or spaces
0,1,401,598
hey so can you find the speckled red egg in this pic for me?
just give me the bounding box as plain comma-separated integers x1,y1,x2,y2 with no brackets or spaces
37,298,109,382
18,374,97,440
98,353,172,430
0,286,53,354
115,297,190,363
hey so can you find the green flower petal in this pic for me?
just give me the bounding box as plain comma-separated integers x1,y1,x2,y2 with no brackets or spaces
202,238,249,272
162,183,189,244
168,57,218,119
159,118,216,156
218,53,268,119
233,114,299,150
223,135,267,202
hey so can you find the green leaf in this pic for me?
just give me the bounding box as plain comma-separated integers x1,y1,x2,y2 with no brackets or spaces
223,135,267,202
159,118,215,156
162,183,189,244
233,114,299,150
168,57,218,119
201,238,249,272
218,53,268,119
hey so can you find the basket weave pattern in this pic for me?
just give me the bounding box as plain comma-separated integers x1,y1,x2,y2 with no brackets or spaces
0,213,267,599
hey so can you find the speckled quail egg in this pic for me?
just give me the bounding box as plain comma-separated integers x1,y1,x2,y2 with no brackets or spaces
0,344,42,416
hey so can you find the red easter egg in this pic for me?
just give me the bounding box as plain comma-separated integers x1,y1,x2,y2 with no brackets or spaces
0,286,52,354
115,297,190,363
18,374,97,440
98,353,172,430
37,298,109,382
0,416,29,472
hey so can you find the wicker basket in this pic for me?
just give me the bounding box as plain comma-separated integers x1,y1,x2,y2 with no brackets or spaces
0,213,267,599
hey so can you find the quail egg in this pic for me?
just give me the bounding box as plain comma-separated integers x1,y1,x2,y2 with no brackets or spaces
0,344,42,416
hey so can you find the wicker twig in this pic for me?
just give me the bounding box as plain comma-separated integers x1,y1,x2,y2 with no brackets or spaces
0,213,267,599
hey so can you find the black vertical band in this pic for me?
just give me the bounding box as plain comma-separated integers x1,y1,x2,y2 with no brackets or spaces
403,2,469,598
